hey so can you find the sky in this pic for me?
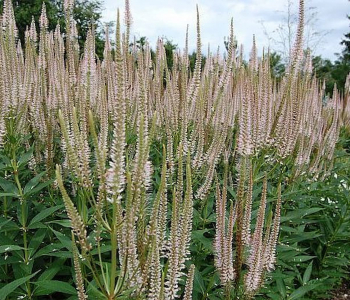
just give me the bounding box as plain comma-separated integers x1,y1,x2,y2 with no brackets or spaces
101,0,349,61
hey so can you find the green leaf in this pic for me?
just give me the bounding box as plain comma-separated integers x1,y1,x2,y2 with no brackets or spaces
86,280,108,298
287,283,320,300
26,222,47,229
28,205,64,228
275,273,287,298
90,244,112,255
324,216,334,234
46,219,72,228
0,177,19,195
38,258,66,281
288,232,322,243
0,233,20,246
25,180,54,197
193,269,206,294
302,261,313,285
0,192,19,198
18,147,34,167
33,280,77,296
23,171,47,195
0,256,20,266
0,270,39,300
227,187,236,198
43,251,73,258
48,227,73,252
0,155,11,168
267,293,283,300
0,218,18,230
28,228,47,257
0,245,24,253
192,229,213,251
291,256,315,263
33,243,64,258
281,208,323,223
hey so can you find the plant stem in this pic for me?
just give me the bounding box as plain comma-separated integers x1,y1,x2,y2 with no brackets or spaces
13,160,32,299
109,202,118,299
224,283,231,300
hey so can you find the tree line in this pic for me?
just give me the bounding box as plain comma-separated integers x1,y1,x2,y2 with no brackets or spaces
1,0,349,96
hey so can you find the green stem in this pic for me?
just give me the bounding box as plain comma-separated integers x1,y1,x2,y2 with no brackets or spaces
224,283,232,300
3,172,8,218
84,253,106,296
109,202,118,298
13,161,32,299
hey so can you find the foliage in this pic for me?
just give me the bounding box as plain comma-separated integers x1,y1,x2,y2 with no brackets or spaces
256,131,350,299
0,117,65,299
0,0,349,299
269,52,286,82
0,0,105,58
163,38,178,70
311,55,336,95
313,5,350,96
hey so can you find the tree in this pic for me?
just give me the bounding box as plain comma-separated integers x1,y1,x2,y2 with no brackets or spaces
189,51,206,73
341,14,350,55
269,52,286,82
0,0,63,42
163,38,177,70
260,0,329,63
0,0,105,58
312,55,336,95
309,12,350,97
330,5,350,95
134,36,148,52
72,0,105,57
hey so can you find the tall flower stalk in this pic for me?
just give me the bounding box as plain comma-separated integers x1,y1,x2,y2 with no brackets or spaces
0,0,347,299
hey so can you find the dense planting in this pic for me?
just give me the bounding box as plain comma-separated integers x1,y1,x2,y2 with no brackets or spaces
0,0,349,299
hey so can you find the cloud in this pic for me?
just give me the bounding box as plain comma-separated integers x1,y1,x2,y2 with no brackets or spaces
101,0,348,61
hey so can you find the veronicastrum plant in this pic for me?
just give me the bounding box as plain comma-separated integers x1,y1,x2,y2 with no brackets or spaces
0,0,348,299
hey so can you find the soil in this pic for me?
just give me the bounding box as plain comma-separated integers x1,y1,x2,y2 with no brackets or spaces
329,281,350,299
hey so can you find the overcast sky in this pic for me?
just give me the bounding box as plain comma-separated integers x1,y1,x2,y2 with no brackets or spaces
101,0,349,61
